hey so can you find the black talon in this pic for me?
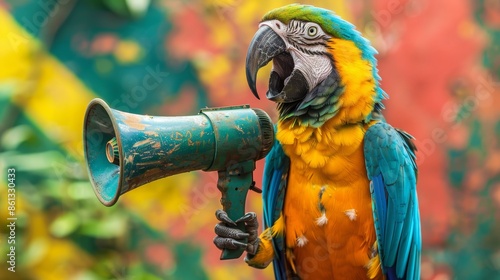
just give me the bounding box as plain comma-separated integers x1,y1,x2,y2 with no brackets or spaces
213,237,248,250
215,209,237,226
236,212,257,223
215,223,250,240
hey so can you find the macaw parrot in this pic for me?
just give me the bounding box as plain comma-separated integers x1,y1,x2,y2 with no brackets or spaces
213,4,421,280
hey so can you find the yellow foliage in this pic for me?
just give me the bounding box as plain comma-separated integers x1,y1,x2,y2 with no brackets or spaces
0,9,96,160
121,172,197,230
26,234,93,280
114,40,143,64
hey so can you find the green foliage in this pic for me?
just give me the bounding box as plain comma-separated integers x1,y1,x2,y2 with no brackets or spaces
475,0,500,80
430,3,500,278
442,116,500,279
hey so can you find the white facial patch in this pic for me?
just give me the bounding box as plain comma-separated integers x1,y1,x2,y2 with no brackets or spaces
294,54,333,90
259,20,288,40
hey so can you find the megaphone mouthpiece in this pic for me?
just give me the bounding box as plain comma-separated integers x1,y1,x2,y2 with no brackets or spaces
106,137,119,165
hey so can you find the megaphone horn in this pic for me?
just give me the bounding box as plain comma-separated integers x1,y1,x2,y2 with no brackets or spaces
83,98,274,207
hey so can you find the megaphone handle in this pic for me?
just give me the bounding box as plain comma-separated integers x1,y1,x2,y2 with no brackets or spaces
217,161,255,260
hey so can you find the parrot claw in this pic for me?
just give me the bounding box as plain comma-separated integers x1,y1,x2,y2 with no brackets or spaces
213,210,261,256
235,212,257,223
236,212,259,243
215,223,250,240
215,209,237,226
213,237,248,250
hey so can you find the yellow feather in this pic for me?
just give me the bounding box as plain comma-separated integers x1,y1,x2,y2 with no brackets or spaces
314,128,323,142
296,127,314,143
292,124,307,135
367,255,382,279
271,214,286,237
294,141,311,156
325,38,377,125
331,124,363,148
302,148,328,168
316,140,338,154
277,126,296,145
246,230,275,268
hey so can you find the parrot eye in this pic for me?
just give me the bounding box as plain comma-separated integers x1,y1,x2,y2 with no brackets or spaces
307,26,318,37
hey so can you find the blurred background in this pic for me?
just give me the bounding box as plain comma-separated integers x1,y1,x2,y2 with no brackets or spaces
0,0,498,279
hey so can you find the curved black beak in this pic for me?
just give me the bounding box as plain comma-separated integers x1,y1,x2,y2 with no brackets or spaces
245,26,286,100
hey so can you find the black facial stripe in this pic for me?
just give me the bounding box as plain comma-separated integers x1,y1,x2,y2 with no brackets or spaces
293,43,329,56
287,37,330,56
294,38,329,47
287,20,305,35
287,33,328,46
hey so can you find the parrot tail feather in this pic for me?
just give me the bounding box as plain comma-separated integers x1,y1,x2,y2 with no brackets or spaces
271,214,286,237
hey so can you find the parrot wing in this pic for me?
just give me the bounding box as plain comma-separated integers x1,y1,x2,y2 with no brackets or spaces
262,136,290,280
364,122,421,280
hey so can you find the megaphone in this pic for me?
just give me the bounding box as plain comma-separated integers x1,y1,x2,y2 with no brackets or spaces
83,98,274,259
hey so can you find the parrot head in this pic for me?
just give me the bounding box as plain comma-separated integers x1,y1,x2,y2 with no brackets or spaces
246,4,386,127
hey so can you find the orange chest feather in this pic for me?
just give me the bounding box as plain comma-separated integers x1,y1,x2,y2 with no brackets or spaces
276,121,379,278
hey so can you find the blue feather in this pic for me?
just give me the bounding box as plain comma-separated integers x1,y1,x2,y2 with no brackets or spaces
396,193,415,276
261,133,290,280
364,122,421,280
386,267,398,280
372,175,387,248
